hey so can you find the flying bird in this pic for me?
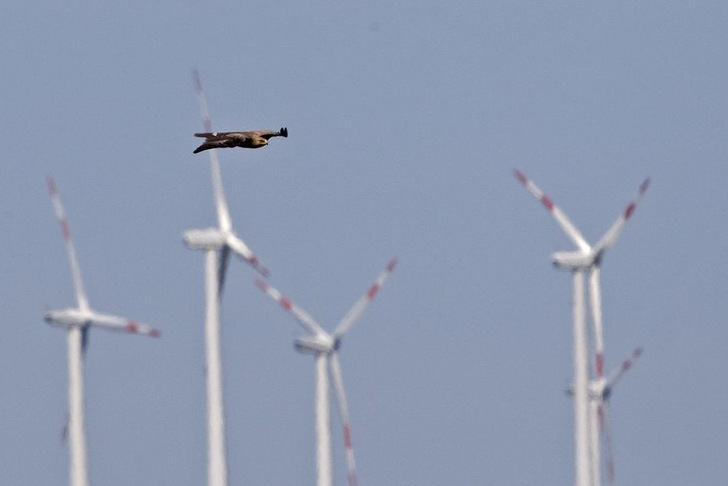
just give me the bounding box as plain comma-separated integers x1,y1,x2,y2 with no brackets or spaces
193,127,288,153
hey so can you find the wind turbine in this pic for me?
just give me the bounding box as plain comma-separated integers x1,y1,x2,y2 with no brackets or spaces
589,347,642,484
44,176,160,486
255,258,397,486
514,170,649,486
184,70,269,486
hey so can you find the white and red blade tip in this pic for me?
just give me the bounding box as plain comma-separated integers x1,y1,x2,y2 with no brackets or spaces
513,169,555,211
622,346,643,371
370,257,398,300
606,346,643,386
623,179,650,220
333,257,398,338
46,176,71,242
125,321,161,338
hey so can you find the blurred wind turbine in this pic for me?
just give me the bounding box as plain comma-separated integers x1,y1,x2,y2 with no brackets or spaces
589,347,643,484
255,258,397,486
514,170,649,486
44,176,160,486
184,69,269,486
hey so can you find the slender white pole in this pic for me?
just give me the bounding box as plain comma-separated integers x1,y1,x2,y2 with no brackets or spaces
67,326,89,486
588,268,603,486
573,271,590,486
205,249,228,486
589,268,604,379
589,398,601,486
315,353,332,486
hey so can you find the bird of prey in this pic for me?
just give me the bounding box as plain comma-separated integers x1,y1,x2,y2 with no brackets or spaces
193,127,288,153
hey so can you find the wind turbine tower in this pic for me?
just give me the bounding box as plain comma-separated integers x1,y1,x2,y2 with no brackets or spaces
44,176,160,486
184,70,269,486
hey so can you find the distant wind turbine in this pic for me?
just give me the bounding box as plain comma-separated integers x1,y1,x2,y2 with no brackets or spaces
255,258,397,486
184,69,270,486
514,170,649,486
589,347,643,484
44,176,160,486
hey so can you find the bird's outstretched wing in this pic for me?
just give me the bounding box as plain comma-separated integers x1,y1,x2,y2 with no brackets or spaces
194,131,249,140
193,132,250,153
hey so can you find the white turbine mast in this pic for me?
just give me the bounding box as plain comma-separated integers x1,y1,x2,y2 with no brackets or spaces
44,176,160,486
255,258,397,486
514,170,648,486
184,70,269,486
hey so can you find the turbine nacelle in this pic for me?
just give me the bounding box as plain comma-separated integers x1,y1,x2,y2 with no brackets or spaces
551,250,600,270
294,334,338,355
588,378,609,400
183,228,226,251
551,250,604,270
566,379,611,401
44,308,91,329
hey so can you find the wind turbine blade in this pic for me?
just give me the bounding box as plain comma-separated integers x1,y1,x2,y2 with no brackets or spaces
605,347,642,388
329,352,359,486
226,233,269,277
217,246,230,298
333,258,398,339
254,279,327,336
192,68,212,133
513,169,592,253
81,326,90,357
588,266,605,379
192,70,233,232
88,312,161,338
61,413,69,443
210,152,233,233
593,178,650,257
46,176,90,312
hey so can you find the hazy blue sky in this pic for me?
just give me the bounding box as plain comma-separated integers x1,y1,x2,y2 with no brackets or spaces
2,1,727,484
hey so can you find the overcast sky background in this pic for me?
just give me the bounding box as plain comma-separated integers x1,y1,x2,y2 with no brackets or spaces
2,1,728,485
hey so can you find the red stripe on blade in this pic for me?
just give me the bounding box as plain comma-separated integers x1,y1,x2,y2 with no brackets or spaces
61,220,71,241
280,297,293,311
624,203,636,219
514,170,528,185
367,284,380,300
386,258,398,272
343,425,353,449
596,353,604,378
541,195,554,211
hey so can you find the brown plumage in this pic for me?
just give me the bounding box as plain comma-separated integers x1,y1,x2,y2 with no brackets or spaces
193,127,288,154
